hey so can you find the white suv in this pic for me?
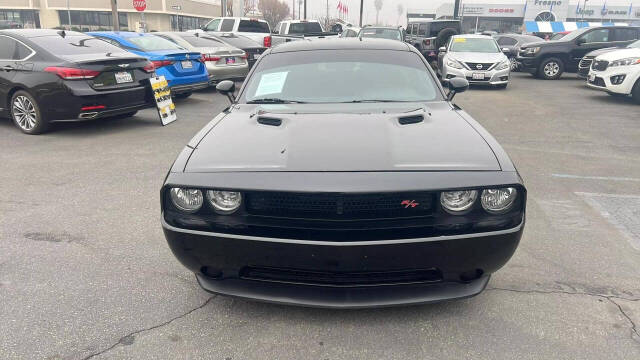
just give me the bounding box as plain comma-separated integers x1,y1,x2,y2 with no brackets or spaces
200,17,271,48
587,42,640,104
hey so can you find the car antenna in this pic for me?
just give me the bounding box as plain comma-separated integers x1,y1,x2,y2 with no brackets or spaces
57,30,66,38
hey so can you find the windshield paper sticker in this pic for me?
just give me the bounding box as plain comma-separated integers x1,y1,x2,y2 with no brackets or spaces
255,71,288,97
453,38,466,42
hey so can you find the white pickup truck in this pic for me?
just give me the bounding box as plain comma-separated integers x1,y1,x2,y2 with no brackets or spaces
200,17,272,48
271,20,339,47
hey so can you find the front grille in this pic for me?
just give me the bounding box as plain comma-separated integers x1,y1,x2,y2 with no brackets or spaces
246,191,435,220
465,62,494,71
589,76,606,87
240,266,443,287
579,57,593,69
592,60,609,71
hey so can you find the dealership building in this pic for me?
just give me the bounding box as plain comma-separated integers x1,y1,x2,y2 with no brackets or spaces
435,0,640,33
0,0,222,31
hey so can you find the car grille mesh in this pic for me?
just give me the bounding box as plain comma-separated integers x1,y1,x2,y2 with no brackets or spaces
245,191,435,219
465,62,494,71
591,60,609,71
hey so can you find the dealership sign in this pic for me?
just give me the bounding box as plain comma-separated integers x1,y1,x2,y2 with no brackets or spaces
133,0,146,12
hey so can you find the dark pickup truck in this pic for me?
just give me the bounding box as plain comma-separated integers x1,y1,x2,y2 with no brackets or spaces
517,26,640,80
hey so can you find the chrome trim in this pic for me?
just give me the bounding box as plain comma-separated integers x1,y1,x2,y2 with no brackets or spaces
161,215,524,246
0,34,36,61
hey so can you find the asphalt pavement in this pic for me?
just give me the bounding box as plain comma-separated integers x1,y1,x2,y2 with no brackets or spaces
1,73,639,359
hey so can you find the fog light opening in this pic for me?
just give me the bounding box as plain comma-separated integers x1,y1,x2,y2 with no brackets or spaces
200,266,222,279
610,75,626,85
460,269,484,282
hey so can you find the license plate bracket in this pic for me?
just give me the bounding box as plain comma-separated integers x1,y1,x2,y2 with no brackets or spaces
472,72,485,80
114,71,133,84
181,60,193,69
226,57,236,65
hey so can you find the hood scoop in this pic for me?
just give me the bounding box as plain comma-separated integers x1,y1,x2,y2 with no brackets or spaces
398,115,424,125
257,116,282,126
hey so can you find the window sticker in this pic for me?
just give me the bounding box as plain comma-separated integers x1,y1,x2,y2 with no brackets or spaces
255,71,288,97
453,38,466,43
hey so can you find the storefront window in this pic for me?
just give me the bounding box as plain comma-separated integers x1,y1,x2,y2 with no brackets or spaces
0,10,40,28
58,11,127,30
170,15,209,31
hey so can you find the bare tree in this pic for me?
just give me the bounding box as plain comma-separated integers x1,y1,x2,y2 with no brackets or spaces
374,0,383,25
259,0,290,28
244,0,256,15
397,4,403,25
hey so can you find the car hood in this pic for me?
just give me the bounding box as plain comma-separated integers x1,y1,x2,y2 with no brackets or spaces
595,48,640,61
448,52,506,64
185,102,501,173
584,46,621,58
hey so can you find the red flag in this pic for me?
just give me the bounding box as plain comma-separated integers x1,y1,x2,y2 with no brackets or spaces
337,1,343,12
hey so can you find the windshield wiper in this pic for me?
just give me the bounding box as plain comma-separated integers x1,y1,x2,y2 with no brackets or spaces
344,99,401,103
247,98,307,104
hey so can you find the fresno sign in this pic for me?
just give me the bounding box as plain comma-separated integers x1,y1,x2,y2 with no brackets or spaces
133,0,146,12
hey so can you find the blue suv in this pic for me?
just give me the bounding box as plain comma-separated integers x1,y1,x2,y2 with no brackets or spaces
87,31,209,97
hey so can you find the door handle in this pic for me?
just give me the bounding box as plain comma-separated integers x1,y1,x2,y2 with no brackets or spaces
1,65,14,71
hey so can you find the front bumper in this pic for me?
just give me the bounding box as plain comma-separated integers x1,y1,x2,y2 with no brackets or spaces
206,63,249,84
163,218,523,308
516,56,539,73
587,67,639,95
443,64,510,86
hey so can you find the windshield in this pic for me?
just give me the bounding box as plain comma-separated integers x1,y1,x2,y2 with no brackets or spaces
449,38,499,53
289,22,323,34
128,35,185,51
360,28,401,41
550,33,566,40
238,20,270,33
629,40,640,48
241,50,439,103
559,28,589,41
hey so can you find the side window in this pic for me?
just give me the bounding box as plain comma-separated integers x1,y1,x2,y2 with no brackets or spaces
280,23,287,34
205,19,221,31
96,36,121,47
220,19,235,32
497,37,517,46
0,36,17,60
614,28,639,41
418,24,428,36
409,24,416,35
580,29,610,43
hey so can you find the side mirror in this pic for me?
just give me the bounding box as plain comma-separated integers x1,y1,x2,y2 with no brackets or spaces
200,24,206,30
502,47,510,53
446,77,469,101
439,47,447,52
216,80,236,103
576,38,586,45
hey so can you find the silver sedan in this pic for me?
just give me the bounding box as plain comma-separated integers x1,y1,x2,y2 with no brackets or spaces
438,35,511,88
154,32,249,84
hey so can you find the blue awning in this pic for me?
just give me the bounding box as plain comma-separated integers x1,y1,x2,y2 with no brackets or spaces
523,21,628,33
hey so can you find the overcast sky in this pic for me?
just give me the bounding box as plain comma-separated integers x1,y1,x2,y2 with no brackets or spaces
293,0,636,25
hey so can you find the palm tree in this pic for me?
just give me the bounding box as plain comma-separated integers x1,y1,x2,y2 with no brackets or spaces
374,0,383,25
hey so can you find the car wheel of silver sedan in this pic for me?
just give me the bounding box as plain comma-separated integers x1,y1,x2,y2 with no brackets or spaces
10,91,49,134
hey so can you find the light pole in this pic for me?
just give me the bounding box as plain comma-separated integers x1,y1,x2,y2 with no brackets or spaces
359,0,364,26
66,0,71,30
582,0,589,22
111,0,119,31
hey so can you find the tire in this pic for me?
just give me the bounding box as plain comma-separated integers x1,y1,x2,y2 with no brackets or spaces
632,80,640,104
435,28,459,49
509,57,519,72
173,92,192,100
607,92,627,98
10,90,49,135
538,57,564,80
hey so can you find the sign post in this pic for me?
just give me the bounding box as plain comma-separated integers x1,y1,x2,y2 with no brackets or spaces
171,5,182,31
133,0,146,32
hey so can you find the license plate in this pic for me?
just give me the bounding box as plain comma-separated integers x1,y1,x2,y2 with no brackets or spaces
588,73,595,82
472,72,485,80
114,71,133,84
181,60,193,69
226,57,236,65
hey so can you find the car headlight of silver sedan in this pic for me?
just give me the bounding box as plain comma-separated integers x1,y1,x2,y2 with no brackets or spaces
609,57,640,67
495,60,511,70
446,58,465,69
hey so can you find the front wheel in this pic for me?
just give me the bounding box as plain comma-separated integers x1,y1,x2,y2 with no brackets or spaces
538,57,564,80
11,90,49,134
632,80,640,104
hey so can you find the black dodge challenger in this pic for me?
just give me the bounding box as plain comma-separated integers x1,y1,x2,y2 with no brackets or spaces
162,39,526,308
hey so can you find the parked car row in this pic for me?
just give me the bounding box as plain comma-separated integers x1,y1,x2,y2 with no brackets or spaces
0,28,263,134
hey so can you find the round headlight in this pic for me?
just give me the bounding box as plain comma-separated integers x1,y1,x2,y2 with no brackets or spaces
481,188,517,214
206,190,242,214
169,188,203,213
440,190,478,214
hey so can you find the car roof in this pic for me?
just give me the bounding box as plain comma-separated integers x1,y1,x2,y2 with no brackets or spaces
270,38,410,53
0,29,85,38
362,26,401,30
87,31,154,38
